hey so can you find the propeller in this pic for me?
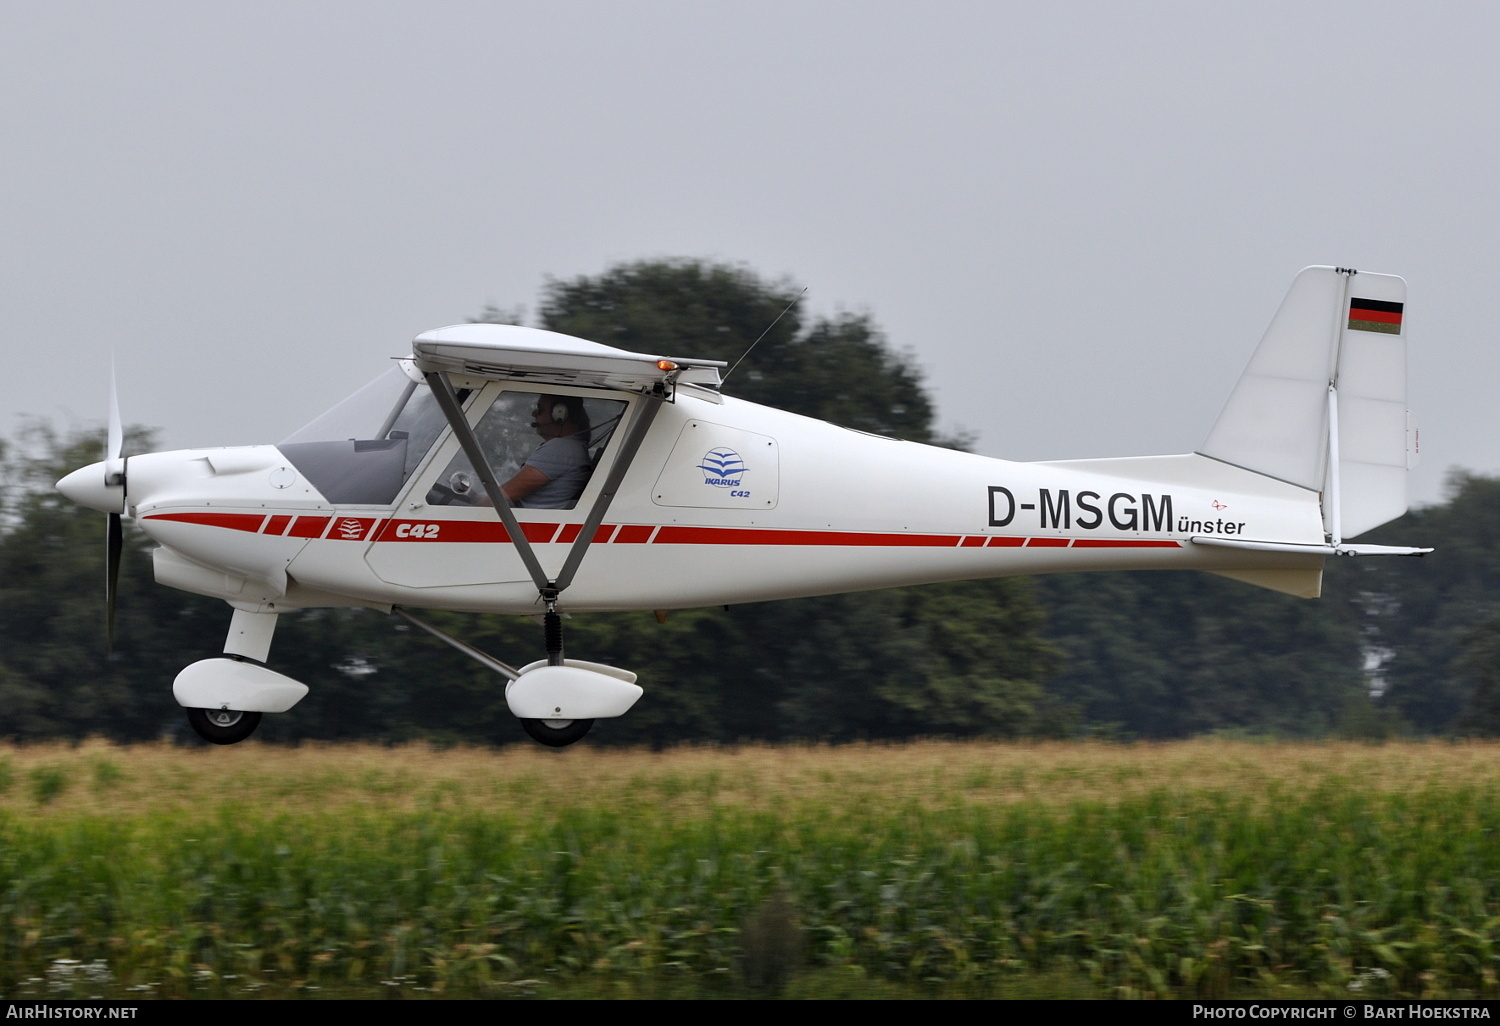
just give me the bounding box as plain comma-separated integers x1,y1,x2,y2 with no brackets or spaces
104,361,125,651
54,362,131,650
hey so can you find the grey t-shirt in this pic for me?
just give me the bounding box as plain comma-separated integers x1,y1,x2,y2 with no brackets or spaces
518,435,591,509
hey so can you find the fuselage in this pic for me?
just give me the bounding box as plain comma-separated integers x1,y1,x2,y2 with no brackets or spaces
97,382,1325,615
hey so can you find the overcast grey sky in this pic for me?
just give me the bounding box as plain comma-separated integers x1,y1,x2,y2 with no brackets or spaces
2,1,1494,505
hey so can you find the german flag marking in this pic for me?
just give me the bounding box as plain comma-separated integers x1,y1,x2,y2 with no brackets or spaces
1349,297,1403,334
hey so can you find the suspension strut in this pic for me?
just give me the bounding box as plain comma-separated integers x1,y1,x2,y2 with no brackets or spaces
543,589,564,666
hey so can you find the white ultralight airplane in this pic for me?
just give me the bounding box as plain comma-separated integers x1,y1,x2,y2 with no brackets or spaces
57,266,1429,746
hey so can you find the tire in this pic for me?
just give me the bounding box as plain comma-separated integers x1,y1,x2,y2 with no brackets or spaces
521,718,594,747
186,707,263,745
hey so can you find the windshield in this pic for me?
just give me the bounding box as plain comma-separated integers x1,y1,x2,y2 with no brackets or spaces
282,366,413,444
277,365,455,505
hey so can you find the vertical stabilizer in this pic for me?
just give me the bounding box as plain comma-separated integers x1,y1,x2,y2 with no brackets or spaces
1199,266,1410,541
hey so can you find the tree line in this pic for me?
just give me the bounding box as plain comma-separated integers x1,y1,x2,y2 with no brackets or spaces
2,259,1496,744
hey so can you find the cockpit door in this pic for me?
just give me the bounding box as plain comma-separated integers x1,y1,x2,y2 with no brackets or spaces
363,383,632,588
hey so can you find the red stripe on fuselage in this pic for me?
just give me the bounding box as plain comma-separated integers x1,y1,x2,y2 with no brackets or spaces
143,512,268,533
144,513,1184,551
1071,539,1182,548
289,516,330,538
651,526,963,546
371,520,561,543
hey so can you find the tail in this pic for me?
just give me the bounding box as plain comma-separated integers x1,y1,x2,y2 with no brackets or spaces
1199,266,1416,545
1032,266,1426,598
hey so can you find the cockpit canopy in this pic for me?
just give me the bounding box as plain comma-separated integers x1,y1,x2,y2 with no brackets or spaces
276,326,722,507
278,365,627,508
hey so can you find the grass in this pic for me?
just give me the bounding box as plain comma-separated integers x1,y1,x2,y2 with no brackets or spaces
0,738,1498,998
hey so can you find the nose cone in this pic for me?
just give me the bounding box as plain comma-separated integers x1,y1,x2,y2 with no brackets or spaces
57,461,125,514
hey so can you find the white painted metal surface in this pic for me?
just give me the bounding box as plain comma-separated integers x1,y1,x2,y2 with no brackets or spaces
412,323,725,390
1200,266,1410,541
173,657,309,713
652,420,779,509
505,664,644,719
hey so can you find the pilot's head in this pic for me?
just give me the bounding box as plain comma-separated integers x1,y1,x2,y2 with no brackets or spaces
531,395,588,440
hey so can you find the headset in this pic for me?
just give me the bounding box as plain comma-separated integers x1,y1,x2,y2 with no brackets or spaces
532,397,570,428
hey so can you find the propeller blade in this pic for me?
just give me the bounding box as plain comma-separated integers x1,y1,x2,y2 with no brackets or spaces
105,359,124,485
106,512,121,652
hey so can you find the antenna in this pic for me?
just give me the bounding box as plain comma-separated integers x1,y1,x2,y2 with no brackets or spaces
722,287,808,384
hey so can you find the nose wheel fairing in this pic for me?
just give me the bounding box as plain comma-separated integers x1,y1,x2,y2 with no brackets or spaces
172,658,310,714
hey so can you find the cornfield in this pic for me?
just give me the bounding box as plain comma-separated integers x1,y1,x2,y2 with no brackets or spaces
1,739,1498,999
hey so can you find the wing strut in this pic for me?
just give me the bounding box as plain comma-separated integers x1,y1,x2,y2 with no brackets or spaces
423,370,667,665
553,388,664,592
425,371,552,595
392,606,521,680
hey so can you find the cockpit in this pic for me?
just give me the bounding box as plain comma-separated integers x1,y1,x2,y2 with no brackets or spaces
276,364,626,509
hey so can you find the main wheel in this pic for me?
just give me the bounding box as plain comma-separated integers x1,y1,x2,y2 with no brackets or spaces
186,707,263,745
521,718,594,747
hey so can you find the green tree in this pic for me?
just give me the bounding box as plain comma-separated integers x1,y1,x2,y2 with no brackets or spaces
0,423,224,740
1454,615,1500,735
540,259,940,443
768,579,1055,739
1032,568,1368,738
1350,471,1500,733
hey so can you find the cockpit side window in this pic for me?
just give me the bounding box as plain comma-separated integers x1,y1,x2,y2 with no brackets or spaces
427,390,629,510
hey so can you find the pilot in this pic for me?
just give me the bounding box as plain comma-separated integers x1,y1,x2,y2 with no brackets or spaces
497,394,592,509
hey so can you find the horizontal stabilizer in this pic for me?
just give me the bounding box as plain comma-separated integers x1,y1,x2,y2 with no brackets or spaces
1192,535,1431,559
1336,543,1432,557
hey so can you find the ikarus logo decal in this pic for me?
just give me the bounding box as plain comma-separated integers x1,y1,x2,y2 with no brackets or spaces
697,448,746,488
653,422,777,509
335,518,372,540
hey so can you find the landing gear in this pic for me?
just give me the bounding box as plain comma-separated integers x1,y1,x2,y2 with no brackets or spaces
175,609,294,744
521,717,595,748
186,707,263,745
419,370,662,748
518,604,595,746
393,609,625,749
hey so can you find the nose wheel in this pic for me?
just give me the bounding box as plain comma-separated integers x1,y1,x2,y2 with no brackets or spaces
186,707,263,745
